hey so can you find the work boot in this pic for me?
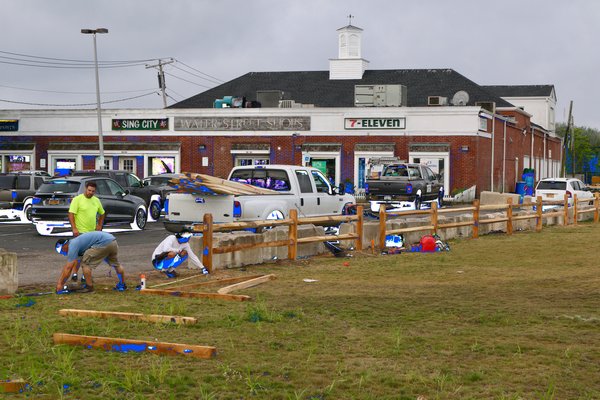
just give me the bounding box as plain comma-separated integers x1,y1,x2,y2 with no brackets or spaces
201,267,209,275
113,282,127,291
56,285,70,295
71,273,78,282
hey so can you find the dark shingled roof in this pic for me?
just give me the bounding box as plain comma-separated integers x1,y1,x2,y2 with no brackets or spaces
481,85,555,98
169,69,514,109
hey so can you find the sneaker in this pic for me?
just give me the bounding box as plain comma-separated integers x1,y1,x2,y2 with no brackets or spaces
201,268,209,275
71,273,78,282
164,270,178,279
113,282,127,291
80,276,86,284
56,286,70,295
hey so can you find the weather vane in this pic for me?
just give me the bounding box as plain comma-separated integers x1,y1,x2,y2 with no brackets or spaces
347,14,354,25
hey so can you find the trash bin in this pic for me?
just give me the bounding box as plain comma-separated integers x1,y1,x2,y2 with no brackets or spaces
515,181,527,203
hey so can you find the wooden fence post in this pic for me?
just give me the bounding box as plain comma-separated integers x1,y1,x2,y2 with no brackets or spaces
288,209,298,261
507,197,513,235
563,194,569,226
573,194,578,226
595,193,599,224
431,201,438,234
536,196,543,232
472,199,480,239
202,213,213,273
379,206,387,250
356,205,364,251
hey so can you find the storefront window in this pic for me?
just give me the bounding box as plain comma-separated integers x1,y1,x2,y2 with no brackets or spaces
6,155,31,172
148,157,175,175
55,158,76,177
235,156,269,166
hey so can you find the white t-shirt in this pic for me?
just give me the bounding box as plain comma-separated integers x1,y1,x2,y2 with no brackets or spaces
151,235,203,269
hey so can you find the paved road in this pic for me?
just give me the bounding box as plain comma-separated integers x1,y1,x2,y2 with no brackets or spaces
0,220,173,288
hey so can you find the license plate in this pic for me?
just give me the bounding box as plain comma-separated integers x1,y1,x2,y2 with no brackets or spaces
47,199,60,205
384,195,391,200
547,193,554,198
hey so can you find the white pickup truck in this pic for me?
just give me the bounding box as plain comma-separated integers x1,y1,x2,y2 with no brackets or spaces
164,164,355,232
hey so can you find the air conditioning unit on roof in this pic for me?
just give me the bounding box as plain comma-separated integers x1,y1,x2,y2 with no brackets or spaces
428,96,448,106
279,100,296,108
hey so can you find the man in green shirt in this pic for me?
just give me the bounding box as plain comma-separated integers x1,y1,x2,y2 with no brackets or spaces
68,181,105,237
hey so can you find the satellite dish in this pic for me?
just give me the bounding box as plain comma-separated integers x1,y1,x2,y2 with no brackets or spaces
451,90,470,106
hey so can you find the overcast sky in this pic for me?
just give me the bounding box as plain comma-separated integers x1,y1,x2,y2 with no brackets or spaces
2,0,598,129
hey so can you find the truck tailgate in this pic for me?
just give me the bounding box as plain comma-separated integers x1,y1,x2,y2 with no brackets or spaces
166,193,234,223
368,179,410,196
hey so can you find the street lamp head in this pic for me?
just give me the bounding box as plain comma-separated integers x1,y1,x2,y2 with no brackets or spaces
81,28,109,34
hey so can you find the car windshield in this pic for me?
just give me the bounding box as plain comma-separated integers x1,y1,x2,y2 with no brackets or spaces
37,181,81,194
0,176,16,189
537,181,567,190
148,177,172,186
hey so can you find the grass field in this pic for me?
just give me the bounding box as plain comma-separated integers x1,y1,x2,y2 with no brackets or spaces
1,223,600,399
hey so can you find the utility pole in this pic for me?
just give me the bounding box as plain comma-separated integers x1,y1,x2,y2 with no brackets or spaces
146,58,174,108
562,101,574,177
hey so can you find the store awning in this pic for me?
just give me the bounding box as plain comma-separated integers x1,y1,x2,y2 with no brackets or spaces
0,143,35,151
301,143,342,152
355,143,395,152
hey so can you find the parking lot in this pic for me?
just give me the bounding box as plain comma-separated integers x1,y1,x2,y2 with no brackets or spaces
0,219,173,288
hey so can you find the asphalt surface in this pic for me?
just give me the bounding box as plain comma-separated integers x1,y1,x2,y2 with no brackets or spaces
0,219,174,289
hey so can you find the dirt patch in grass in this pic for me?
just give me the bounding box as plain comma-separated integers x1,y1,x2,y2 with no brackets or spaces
2,224,600,399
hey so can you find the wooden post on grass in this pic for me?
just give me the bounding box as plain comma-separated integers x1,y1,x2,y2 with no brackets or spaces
202,213,214,273
573,194,578,226
356,205,364,251
472,199,480,239
595,193,599,224
536,196,543,232
378,206,387,250
288,209,298,261
563,194,569,226
507,197,513,235
431,201,438,234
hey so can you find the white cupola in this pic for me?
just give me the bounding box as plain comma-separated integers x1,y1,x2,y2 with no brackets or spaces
329,23,369,80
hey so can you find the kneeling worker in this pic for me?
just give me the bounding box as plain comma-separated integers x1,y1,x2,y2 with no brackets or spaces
152,231,207,278
55,231,127,294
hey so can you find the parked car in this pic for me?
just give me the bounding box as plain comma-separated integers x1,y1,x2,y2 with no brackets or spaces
31,176,147,236
0,170,51,221
71,170,165,220
534,177,594,206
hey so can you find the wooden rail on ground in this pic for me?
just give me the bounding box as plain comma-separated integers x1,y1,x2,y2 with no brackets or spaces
377,193,600,250
194,206,363,270
58,309,197,325
53,333,216,358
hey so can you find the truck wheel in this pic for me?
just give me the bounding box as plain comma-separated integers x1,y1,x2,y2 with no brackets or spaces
149,201,161,220
414,196,422,210
23,204,33,222
258,210,284,233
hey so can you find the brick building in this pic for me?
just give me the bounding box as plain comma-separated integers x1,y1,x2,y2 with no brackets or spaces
0,23,561,197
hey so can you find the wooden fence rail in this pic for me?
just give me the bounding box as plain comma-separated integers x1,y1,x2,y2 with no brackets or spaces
194,206,363,272
190,193,600,270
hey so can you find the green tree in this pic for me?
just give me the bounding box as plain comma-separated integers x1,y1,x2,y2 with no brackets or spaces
555,123,600,174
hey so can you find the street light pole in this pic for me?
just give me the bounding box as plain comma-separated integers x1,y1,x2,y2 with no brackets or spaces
81,28,108,169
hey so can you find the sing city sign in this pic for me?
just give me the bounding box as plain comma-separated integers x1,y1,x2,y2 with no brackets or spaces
112,118,169,130
344,118,406,130
0,120,19,132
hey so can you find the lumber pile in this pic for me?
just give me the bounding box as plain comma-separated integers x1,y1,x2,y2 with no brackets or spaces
168,172,279,196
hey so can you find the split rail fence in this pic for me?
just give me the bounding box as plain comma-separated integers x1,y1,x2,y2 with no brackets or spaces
192,194,600,271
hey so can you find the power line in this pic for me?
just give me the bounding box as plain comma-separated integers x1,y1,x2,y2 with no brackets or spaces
171,64,223,85
163,71,214,89
0,59,148,69
174,59,224,83
0,50,158,64
0,91,158,107
0,83,157,95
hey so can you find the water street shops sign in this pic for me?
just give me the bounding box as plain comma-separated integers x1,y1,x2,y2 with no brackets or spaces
0,120,19,132
344,118,406,130
112,118,169,130
174,116,310,131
